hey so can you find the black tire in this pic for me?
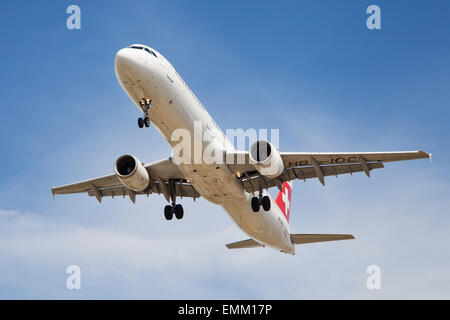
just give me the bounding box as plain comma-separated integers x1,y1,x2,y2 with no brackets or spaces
138,117,144,128
174,204,184,219
164,205,173,220
251,197,260,213
261,196,271,211
144,116,150,127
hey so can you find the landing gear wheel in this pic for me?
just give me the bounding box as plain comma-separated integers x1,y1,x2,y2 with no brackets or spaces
164,205,173,220
251,197,260,213
138,117,144,128
144,117,150,128
174,204,184,219
261,196,271,211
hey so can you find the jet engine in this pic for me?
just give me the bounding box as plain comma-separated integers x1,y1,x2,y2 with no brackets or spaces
114,154,150,191
249,140,284,178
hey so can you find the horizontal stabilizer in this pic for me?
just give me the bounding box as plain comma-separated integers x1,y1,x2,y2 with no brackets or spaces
290,233,354,245
226,239,264,249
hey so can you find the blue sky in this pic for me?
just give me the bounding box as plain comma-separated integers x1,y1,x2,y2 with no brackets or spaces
0,0,449,299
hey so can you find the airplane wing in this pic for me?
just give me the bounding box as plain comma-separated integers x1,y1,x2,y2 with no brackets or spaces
51,158,200,203
228,150,430,192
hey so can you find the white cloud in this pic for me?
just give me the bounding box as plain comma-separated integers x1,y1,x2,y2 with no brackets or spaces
1,165,449,300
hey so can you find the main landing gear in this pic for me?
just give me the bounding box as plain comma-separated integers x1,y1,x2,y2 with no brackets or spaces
138,99,153,128
164,180,184,220
164,204,184,220
251,189,271,213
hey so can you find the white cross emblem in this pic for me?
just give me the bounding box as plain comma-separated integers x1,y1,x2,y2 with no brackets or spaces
282,186,290,214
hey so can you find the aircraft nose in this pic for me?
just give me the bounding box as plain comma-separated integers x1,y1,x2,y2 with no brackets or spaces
114,48,143,82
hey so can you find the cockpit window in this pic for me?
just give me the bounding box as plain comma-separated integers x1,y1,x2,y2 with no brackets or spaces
128,45,158,58
144,48,158,58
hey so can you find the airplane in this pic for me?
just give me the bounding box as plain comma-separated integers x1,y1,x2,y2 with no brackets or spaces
51,44,431,255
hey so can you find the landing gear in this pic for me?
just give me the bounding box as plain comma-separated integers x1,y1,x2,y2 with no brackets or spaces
261,195,271,211
138,116,151,128
251,193,271,213
138,117,144,128
164,180,184,220
138,99,153,128
164,205,173,220
251,197,260,212
144,116,150,127
164,204,184,220
174,204,184,219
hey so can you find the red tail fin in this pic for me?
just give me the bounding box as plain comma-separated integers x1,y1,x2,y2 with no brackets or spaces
275,181,293,222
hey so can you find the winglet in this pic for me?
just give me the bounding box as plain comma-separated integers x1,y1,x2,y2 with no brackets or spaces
416,150,432,164
418,150,431,160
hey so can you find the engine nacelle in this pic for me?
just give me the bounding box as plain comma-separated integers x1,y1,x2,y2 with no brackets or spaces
114,154,150,191
249,140,284,178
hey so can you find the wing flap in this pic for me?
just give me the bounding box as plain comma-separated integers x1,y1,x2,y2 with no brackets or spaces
288,161,384,180
290,233,355,245
240,161,384,193
227,150,429,177
229,149,429,193
87,181,201,200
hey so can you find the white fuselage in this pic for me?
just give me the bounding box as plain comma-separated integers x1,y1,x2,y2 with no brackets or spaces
115,45,295,254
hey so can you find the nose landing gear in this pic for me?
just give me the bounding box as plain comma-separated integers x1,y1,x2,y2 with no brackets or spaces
138,99,153,128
